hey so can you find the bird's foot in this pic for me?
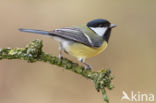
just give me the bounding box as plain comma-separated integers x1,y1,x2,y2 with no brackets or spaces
58,53,63,59
84,64,92,70
79,58,92,70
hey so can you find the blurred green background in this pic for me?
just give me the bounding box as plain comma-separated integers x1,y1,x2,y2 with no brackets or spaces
0,0,156,103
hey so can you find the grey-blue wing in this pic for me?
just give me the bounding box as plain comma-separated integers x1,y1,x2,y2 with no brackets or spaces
49,27,94,47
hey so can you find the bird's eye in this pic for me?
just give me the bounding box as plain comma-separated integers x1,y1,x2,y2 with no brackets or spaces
98,24,103,27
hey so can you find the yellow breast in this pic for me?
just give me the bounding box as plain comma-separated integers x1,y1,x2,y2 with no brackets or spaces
66,41,107,60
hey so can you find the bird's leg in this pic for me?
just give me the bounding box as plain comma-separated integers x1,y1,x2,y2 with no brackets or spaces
58,43,63,59
79,58,92,70
83,62,93,70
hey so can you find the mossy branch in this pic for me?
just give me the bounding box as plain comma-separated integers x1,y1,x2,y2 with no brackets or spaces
0,40,114,103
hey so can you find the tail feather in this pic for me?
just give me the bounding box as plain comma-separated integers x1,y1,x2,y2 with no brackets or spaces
19,28,50,36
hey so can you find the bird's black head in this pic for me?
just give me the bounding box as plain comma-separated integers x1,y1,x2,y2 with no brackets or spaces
87,19,111,28
87,19,116,42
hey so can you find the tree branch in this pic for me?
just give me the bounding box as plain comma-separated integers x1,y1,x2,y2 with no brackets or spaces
0,40,114,103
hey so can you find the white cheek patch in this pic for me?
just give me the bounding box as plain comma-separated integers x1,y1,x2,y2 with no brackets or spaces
90,27,108,37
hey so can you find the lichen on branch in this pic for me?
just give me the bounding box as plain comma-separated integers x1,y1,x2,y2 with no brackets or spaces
0,40,114,103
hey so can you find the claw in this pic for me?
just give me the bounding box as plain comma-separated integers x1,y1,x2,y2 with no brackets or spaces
79,58,92,70
85,64,92,70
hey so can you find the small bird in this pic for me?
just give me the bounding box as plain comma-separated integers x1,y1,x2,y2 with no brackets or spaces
19,19,116,69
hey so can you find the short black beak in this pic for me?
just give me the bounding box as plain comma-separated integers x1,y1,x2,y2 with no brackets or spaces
110,24,116,28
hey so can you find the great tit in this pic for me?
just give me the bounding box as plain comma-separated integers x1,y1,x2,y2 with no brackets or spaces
19,19,116,69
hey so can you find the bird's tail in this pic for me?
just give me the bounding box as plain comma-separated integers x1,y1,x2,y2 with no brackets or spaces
19,28,50,36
